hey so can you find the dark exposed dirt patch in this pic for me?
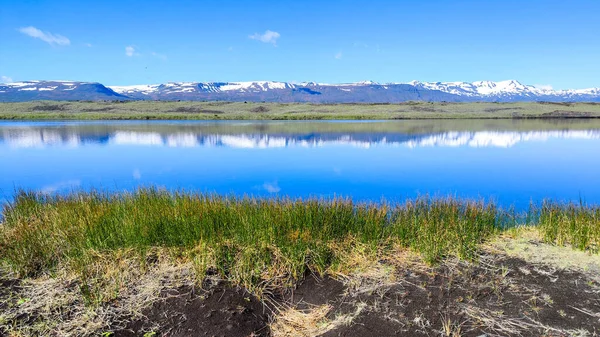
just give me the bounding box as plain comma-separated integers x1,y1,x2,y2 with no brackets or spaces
30,104,66,111
82,107,116,112
169,106,224,114
251,106,270,113
484,107,524,112
409,106,437,112
538,102,575,107
3,253,599,336
112,283,269,337
283,273,346,310
320,256,600,337
541,110,593,118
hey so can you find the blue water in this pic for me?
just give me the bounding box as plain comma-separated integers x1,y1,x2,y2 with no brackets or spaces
1,120,600,208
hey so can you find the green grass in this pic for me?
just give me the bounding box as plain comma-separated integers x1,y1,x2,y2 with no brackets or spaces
1,188,598,302
539,201,600,253
1,101,600,120
1,189,499,275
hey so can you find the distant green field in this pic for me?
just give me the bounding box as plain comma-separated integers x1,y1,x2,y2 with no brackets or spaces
1,101,600,120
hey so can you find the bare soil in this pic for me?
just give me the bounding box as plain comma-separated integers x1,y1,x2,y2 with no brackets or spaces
2,252,599,336
110,254,599,337
319,256,600,336
112,282,270,337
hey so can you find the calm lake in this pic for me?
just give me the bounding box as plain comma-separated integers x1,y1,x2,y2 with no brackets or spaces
2,119,600,208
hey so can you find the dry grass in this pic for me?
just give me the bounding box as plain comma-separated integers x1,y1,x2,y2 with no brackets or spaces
270,302,367,337
487,227,600,282
462,305,594,337
0,249,198,337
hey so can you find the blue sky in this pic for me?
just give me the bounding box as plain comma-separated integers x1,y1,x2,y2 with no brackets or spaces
0,0,599,89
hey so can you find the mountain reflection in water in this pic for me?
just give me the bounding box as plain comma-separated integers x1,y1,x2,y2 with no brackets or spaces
2,123,600,149
2,120,600,208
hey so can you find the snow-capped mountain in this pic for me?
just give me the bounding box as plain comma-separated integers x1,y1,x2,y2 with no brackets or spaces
408,80,600,101
1,79,599,102
106,79,600,102
0,80,127,102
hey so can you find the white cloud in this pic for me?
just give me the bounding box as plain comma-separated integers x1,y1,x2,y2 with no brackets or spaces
40,179,81,194
1,76,13,83
18,26,70,46
335,51,343,59
249,30,280,45
133,169,141,180
125,46,136,57
534,84,553,91
151,52,167,60
263,181,281,193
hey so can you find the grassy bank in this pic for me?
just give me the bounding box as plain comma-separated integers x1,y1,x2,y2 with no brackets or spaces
1,189,598,298
1,101,600,120
1,189,600,336
1,190,500,289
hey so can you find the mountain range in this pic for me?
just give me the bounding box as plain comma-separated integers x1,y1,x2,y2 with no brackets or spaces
1,80,599,103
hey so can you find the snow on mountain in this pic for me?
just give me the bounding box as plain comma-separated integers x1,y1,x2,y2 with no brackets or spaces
0,80,127,101
3,80,82,91
108,79,600,99
108,81,296,95
218,81,295,91
108,84,160,95
408,80,549,97
2,79,600,102
408,80,600,100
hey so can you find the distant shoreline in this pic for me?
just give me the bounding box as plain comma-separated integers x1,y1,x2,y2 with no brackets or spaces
2,101,600,120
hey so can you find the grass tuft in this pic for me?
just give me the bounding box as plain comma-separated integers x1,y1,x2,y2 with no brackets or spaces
1,188,599,304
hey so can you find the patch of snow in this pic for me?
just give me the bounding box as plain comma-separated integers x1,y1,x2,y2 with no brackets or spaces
326,81,380,87
109,84,160,94
405,79,600,98
6,82,38,88
219,81,294,92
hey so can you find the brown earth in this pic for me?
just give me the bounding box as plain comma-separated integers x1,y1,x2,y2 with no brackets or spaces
541,110,593,118
319,256,600,336
2,249,599,336
106,254,599,337
112,283,270,337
